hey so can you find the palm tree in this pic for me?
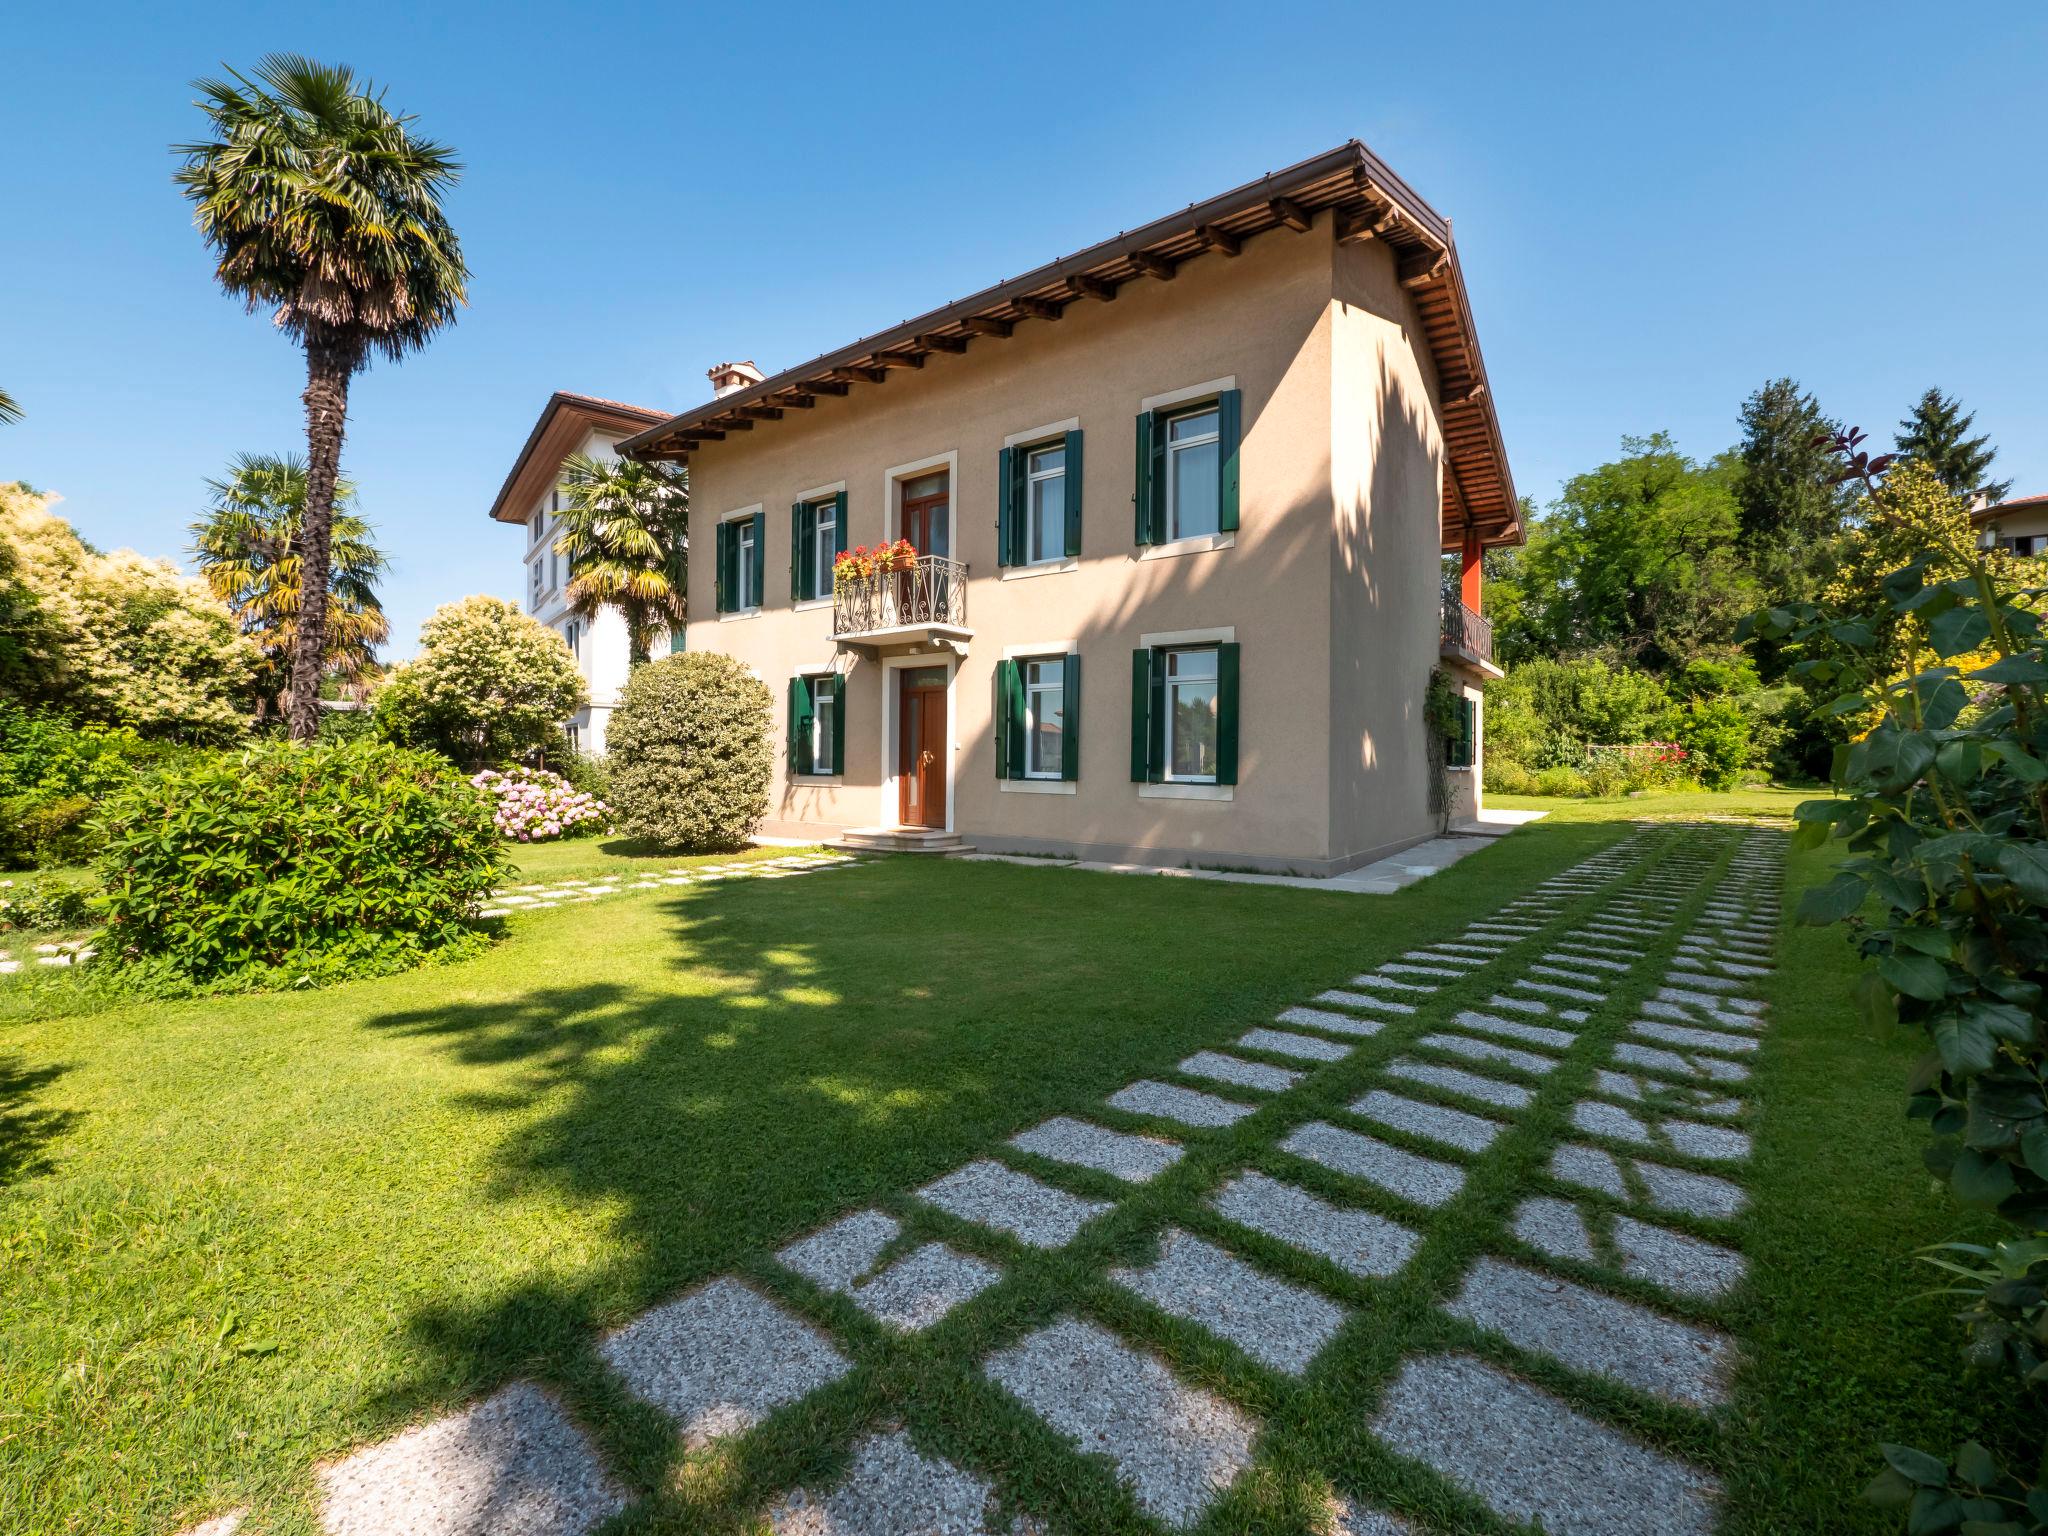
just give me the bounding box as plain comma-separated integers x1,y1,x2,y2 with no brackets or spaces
191,452,389,717
0,387,20,424
553,453,689,663
174,54,466,741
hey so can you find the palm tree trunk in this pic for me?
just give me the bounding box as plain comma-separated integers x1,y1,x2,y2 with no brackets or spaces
288,340,353,741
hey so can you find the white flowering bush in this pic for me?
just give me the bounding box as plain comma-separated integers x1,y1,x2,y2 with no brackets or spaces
470,765,610,843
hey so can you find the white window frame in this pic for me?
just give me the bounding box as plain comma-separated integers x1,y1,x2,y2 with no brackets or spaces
812,498,838,600
718,505,765,620
1025,443,1067,567
563,619,582,659
1162,645,1220,785
529,559,544,610
1163,405,1221,544
1022,654,1066,780
810,673,837,776
881,449,959,555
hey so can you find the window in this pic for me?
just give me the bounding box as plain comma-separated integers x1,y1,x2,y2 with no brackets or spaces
1165,408,1220,541
1130,641,1239,785
791,492,846,602
529,559,544,610
996,654,1080,782
530,510,543,545
1446,695,1475,769
716,511,767,613
788,674,843,776
563,619,582,659
1134,390,1240,547
738,521,757,604
999,432,1083,567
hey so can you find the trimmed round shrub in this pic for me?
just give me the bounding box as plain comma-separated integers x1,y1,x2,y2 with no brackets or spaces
95,738,504,982
606,653,772,851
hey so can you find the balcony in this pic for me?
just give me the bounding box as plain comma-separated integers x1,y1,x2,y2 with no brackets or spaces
1440,590,1501,677
832,555,972,655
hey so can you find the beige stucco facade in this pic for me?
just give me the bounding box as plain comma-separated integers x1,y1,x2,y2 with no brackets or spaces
679,212,1470,875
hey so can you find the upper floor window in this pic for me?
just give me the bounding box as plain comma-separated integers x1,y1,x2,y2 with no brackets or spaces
529,559,544,610
791,492,847,602
1135,389,1241,547
715,510,767,614
998,431,1083,568
1027,445,1067,564
563,619,582,658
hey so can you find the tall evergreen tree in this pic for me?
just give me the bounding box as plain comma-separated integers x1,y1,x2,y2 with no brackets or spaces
1895,387,2013,505
1734,378,1854,602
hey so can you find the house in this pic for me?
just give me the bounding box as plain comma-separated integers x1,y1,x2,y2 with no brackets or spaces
486,390,673,751
619,141,1519,874
1974,492,2048,556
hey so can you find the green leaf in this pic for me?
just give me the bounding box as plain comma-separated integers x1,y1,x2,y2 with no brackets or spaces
1800,874,1869,925
1883,953,1951,1001
1867,1467,1917,1507
1972,655,2048,685
1986,740,2048,781
2021,1125,2048,1180
1856,969,1900,1028
1894,928,1954,958
1996,844,2048,905
1929,605,1992,657
1825,693,1874,717
1933,1012,2000,1075
1951,1148,2018,1207
1908,1488,1966,1535
1884,1444,1953,1487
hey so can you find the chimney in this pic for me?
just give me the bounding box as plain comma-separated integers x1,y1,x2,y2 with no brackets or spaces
707,360,764,398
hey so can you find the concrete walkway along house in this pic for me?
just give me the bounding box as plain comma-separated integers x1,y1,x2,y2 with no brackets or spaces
614,140,1517,874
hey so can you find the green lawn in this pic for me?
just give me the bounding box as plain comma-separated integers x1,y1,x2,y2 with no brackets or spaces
0,792,2026,1533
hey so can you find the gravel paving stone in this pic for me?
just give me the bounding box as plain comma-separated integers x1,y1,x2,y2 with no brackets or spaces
777,1209,900,1292
1486,993,1557,1016
1342,972,1436,995
177,1515,246,1536
1633,1160,1750,1220
1550,1143,1627,1198
1631,1021,1760,1055
1386,1058,1535,1110
1661,969,1750,995
1453,1009,1576,1049
1418,1033,1561,1076
1109,1079,1257,1128
1011,1117,1184,1182
1444,1257,1735,1408
1404,948,1486,967
1178,1051,1303,1093
1512,978,1606,1003
1371,1353,1723,1536
1613,1215,1748,1299
1276,1005,1385,1038
1328,1498,1414,1535
767,1428,1022,1535
1538,949,1632,972
984,1317,1257,1529
1432,941,1508,955
599,1278,851,1445
844,1243,1004,1331
1349,1089,1503,1152
1314,988,1415,1015
315,1380,627,1536
1528,963,1611,987
1237,1027,1351,1062
1659,985,1766,1017
1662,1117,1752,1163
1612,1041,1751,1083
1511,1196,1598,1263
1280,1121,1466,1207
1210,1170,1420,1277
1593,1070,1742,1118
1640,996,1761,1032
917,1160,1114,1248
1378,961,1462,979
1111,1228,1348,1375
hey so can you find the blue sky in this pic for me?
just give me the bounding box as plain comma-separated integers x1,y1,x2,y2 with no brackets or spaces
5,1,2043,655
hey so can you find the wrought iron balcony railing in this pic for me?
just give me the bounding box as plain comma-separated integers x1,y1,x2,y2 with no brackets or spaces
1441,589,1493,665
832,555,969,639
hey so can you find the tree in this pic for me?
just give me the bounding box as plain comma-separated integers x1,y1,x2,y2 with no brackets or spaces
191,452,389,717
372,596,585,769
1894,387,2012,505
0,387,20,424
1734,377,1856,603
553,452,689,664
175,55,467,742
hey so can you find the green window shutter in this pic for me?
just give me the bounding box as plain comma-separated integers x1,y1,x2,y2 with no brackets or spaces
1133,411,1156,546
1218,389,1242,532
792,502,812,601
714,521,731,613
833,491,848,557
750,512,767,608
1129,649,1151,781
787,676,814,775
993,659,1015,780
1215,641,1241,785
996,446,1017,568
829,675,846,775
1060,652,1081,781
1063,429,1084,558
1004,661,1028,779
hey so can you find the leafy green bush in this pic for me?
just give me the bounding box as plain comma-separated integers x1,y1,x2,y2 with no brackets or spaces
0,706,193,867
0,874,97,932
1485,656,1677,766
1483,758,1538,795
606,653,773,851
1531,765,1591,796
373,596,586,770
95,738,503,983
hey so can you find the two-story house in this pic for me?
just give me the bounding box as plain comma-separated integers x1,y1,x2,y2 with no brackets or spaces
617,140,1517,876
487,391,677,751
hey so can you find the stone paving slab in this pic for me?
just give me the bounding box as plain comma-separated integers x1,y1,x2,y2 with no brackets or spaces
1550,1144,1749,1220
1349,1089,1504,1153
1343,972,1437,995
1178,1051,1303,1093
1277,1005,1385,1038
177,1514,247,1536
600,1278,851,1446
851,1243,1004,1331
917,1160,1114,1249
984,1317,1257,1530
1528,963,1612,987
1314,988,1416,1015
1112,1228,1348,1376
1280,1121,1466,1208
1453,1009,1576,1050
1329,1497,1414,1534
1571,1101,1752,1162
1539,949,1632,972
1404,948,1485,967
1011,1117,1183,1182
768,1428,1030,1535
316,1381,627,1536
1631,1021,1760,1055
1210,1170,1420,1278
1418,1032,1561,1076
777,1209,899,1292
1372,1353,1722,1536
1386,1058,1534,1111
1379,961,1462,979
1109,1079,1256,1129
1445,1257,1735,1408
1237,1027,1352,1062
1511,1195,1598,1262
1512,978,1606,1003
1660,985,1766,1017
1611,1041,1751,1083
1641,996,1763,1032
1613,1214,1749,1299
1593,1070,1743,1118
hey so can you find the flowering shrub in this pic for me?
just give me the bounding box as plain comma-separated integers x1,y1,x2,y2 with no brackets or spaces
832,539,916,583
470,766,611,842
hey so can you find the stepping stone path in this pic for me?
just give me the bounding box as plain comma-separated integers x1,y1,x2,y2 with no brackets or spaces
476,851,864,917
262,819,1786,1536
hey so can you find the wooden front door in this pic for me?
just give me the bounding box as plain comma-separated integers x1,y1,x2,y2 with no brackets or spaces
897,666,948,828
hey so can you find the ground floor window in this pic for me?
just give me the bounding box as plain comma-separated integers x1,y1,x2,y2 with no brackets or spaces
1130,641,1240,785
788,673,843,776
996,653,1079,781
1446,694,1476,768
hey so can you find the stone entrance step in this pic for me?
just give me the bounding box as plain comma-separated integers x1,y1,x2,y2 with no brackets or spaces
835,827,976,854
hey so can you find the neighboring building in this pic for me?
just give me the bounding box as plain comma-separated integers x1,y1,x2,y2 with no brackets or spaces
487,391,670,752
1974,492,2048,556
619,141,1520,874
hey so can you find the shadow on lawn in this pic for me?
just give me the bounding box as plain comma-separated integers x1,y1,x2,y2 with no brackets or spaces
0,1048,76,1188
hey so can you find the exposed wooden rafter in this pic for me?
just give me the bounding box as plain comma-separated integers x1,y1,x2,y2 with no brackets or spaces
1013,295,1064,321
1268,195,1313,231
962,316,1012,337
1129,250,1178,281
916,333,968,353
1195,223,1241,256
872,350,924,370
1066,273,1118,302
